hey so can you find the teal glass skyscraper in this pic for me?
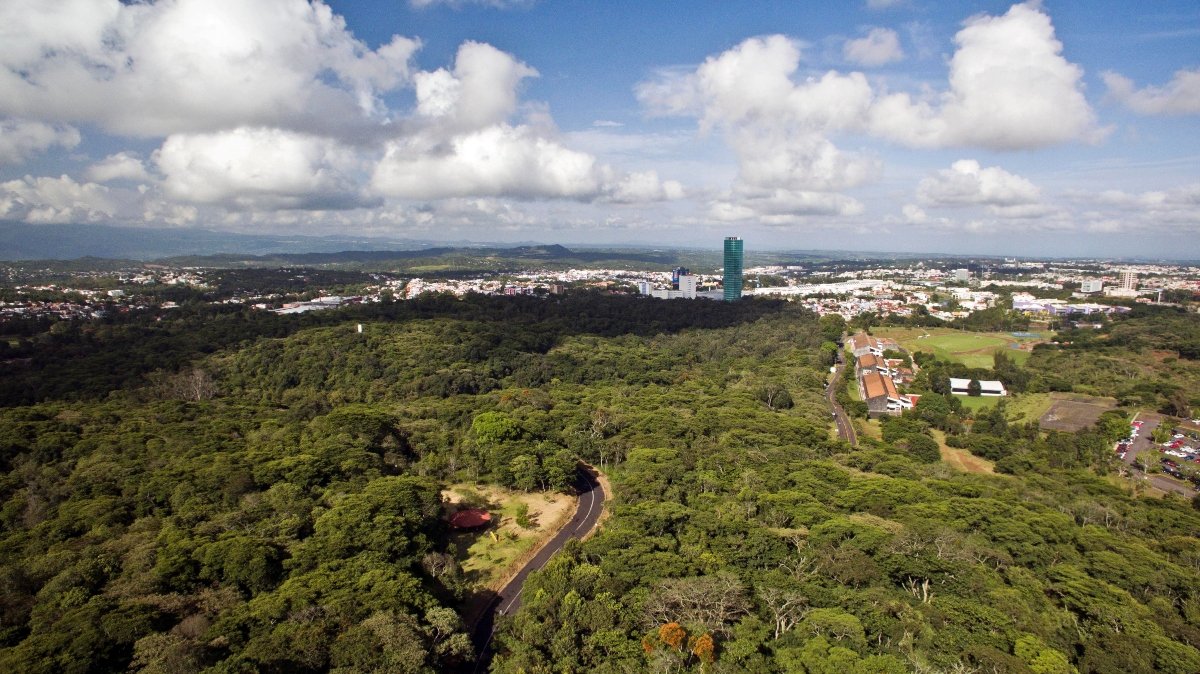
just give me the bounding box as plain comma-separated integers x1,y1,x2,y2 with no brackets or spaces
723,236,743,301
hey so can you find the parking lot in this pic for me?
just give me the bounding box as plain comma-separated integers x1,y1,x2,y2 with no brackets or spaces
1122,412,1198,497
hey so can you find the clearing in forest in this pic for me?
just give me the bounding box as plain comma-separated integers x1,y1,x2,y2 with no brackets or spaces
933,429,995,474
873,327,1046,368
442,484,575,590
1038,393,1119,432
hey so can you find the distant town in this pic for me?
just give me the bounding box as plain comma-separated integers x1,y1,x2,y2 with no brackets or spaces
1,242,1197,325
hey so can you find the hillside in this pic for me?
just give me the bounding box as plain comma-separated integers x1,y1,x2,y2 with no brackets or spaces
0,294,1197,672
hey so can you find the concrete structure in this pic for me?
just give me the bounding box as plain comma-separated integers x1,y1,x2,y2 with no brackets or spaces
847,333,898,358
863,371,902,416
979,380,1007,396
1120,269,1138,290
948,378,1007,397
1079,279,1103,293
856,353,880,376
953,268,970,282
671,267,690,290
723,236,743,301
678,274,697,298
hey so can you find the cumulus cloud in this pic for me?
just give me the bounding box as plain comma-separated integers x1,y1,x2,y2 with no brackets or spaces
85,153,152,183
0,0,419,138
156,128,374,210
375,42,680,204
917,159,1041,207
1102,68,1200,116
843,28,904,67
635,3,1100,225
0,119,80,165
413,41,538,132
0,174,117,223
637,35,876,221
868,3,1102,149
372,125,680,203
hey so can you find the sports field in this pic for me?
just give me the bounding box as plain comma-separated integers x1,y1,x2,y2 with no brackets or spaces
872,327,1046,368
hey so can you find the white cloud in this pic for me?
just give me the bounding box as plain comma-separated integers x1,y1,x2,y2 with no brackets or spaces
0,174,117,223
85,153,152,183
901,203,927,223
867,3,1102,149
0,0,419,138
156,128,372,210
917,159,1041,208
710,188,864,222
867,0,905,9
843,28,904,67
1102,68,1200,116
636,35,877,221
414,41,538,132
374,42,680,204
372,124,680,203
0,119,80,165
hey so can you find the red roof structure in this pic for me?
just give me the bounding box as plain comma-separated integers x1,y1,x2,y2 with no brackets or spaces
449,508,493,529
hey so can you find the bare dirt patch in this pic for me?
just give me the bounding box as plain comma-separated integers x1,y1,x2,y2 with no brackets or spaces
1039,393,1118,432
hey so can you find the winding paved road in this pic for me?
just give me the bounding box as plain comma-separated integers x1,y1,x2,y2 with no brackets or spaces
471,465,606,671
827,349,857,446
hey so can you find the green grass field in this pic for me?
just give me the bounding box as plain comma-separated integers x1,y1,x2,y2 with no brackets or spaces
956,395,1002,411
954,392,1054,418
873,327,1045,368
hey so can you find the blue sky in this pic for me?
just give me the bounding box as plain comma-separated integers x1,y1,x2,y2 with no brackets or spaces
0,0,1197,258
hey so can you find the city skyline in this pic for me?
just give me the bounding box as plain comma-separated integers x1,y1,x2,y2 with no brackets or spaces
0,1,1198,258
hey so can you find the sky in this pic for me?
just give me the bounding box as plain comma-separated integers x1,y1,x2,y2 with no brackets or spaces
0,0,1198,258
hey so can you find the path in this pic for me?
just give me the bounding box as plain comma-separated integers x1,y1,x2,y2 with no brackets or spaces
827,346,857,446
470,464,607,671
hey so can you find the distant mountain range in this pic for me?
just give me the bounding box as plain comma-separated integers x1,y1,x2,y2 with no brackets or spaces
2,222,1188,265
0,222,448,261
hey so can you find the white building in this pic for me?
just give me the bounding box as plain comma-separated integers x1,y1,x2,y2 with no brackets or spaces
953,269,970,282
1080,279,1103,293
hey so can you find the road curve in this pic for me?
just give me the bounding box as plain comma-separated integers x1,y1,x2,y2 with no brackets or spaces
471,464,606,671
827,350,857,446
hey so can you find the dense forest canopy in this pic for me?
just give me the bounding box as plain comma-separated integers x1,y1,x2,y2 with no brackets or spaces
0,292,1198,672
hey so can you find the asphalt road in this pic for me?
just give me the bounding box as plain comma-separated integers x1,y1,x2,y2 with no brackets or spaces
1123,412,1196,496
827,352,857,446
471,465,606,671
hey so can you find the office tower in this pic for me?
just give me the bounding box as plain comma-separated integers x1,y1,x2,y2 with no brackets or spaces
671,267,690,290
1120,269,1137,290
678,274,697,299
723,237,743,301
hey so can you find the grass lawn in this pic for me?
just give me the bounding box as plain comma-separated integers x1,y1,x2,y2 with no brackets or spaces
872,327,1046,368
846,377,861,402
956,395,1003,411
1004,392,1054,423
443,484,575,591
932,429,994,474
857,418,882,440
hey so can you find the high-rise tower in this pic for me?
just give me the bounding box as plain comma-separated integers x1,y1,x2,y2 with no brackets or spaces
723,236,743,301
